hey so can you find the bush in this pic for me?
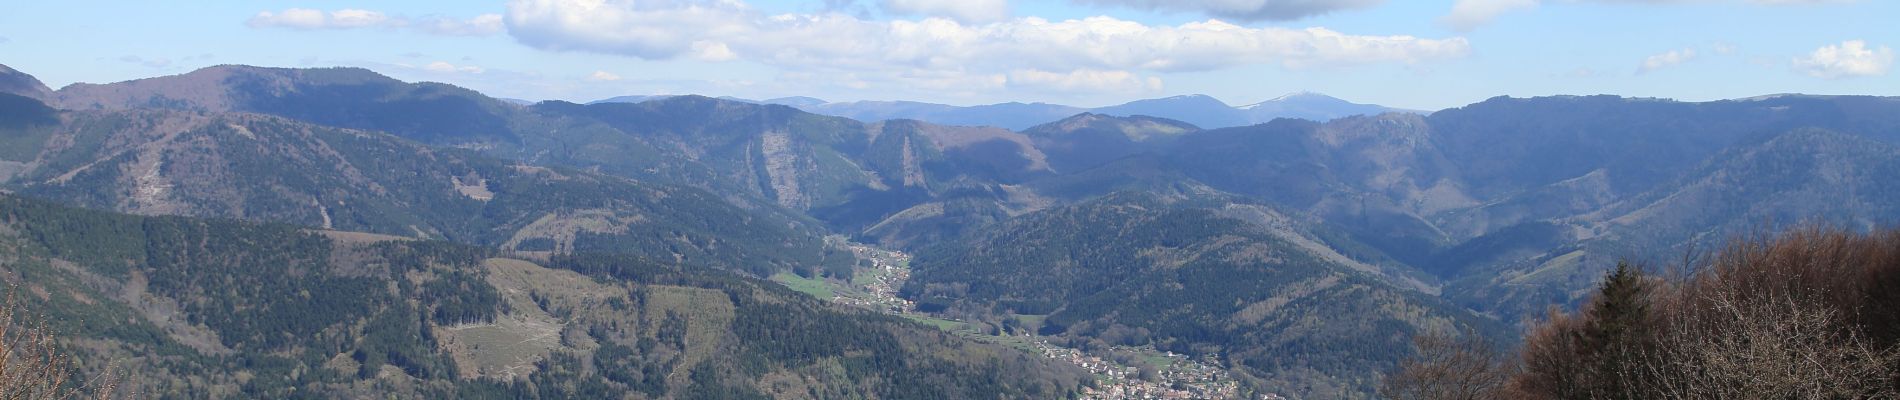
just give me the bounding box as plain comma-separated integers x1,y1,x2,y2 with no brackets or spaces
1390,227,1900,399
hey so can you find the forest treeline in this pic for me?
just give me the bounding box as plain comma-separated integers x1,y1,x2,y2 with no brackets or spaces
1385,227,1900,399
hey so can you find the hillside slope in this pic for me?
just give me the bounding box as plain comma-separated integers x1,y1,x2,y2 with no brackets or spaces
0,195,1089,399
0,95,840,276
902,193,1495,398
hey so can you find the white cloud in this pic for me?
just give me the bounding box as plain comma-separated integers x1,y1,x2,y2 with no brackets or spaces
423,61,485,74
504,0,1468,83
881,0,1009,23
249,8,385,29
690,40,738,62
1793,40,1893,79
1712,41,1737,55
328,9,393,28
248,9,504,36
1637,48,1696,74
588,70,624,81
1071,0,1384,22
1440,0,1537,32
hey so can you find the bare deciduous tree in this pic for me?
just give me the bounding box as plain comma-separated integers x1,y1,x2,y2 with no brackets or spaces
1381,330,1516,400
0,293,119,400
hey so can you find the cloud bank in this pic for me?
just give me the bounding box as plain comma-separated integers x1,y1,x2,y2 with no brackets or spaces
502,0,1467,94
1070,0,1384,22
880,0,1010,23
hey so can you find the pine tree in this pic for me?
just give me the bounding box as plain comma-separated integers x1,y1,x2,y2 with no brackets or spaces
1584,263,1650,348
1577,262,1652,399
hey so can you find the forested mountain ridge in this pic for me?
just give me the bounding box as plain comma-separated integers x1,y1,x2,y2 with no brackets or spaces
903,192,1500,398
1022,113,1200,173
664,91,1409,130
1443,128,1900,318
0,93,843,276
0,194,1090,399
42,65,1058,234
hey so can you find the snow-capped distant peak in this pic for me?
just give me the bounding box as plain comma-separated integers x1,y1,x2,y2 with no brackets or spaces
1269,91,1322,102
1243,92,1349,109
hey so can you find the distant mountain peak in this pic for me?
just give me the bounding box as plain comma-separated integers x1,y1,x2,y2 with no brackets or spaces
592,94,823,106
1266,91,1329,102
762,96,828,107
1036,112,1197,130
1163,94,1217,100
0,63,53,101
1048,112,1103,123
1146,94,1229,106
588,94,674,105
1242,92,1355,108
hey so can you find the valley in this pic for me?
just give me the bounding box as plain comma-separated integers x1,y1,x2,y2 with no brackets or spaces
781,240,1256,400
2,55,1898,398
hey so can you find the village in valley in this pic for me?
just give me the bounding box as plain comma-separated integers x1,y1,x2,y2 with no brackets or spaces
783,240,1267,400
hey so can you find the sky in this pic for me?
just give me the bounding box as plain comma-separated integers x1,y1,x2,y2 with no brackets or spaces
0,0,1893,110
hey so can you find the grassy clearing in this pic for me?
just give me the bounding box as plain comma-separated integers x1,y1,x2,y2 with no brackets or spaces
1143,354,1178,369
851,267,887,286
1014,314,1046,328
902,314,966,331
771,272,836,299
1513,249,1586,284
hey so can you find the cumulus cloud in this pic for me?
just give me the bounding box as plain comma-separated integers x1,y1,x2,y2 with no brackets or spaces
248,8,504,36
1071,0,1383,22
1440,0,1537,31
1793,40,1893,79
416,61,485,74
881,0,1009,23
1637,48,1696,74
504,0,1467,79
588,70,624,81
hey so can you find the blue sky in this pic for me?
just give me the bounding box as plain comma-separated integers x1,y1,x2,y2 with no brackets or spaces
0,0,1892,110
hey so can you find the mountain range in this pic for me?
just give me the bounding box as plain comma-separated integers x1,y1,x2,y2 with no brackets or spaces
5,62,1900,398
589,91,1414,130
